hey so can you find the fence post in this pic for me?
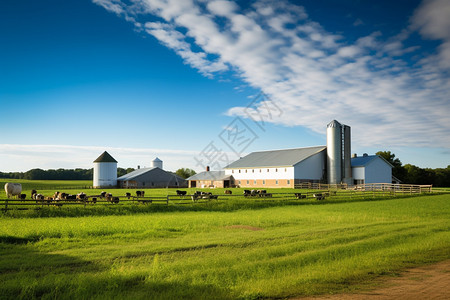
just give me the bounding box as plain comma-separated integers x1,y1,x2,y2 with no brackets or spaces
5,199,8,210
166,195,169,205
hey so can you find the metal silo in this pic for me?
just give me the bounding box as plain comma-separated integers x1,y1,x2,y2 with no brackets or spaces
93,151,118,188
327,120,342,184
342,125,352,185
152,157,163,169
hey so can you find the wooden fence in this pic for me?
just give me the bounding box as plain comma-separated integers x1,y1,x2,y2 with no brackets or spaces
0,184,435,211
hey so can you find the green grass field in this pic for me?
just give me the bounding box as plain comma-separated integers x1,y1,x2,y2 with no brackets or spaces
0,181,449,299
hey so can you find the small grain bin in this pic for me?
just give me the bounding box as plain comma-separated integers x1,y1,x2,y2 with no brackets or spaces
93,151,118,188
152,157,163,169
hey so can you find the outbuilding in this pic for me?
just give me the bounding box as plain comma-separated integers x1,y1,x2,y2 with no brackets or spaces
117,167,187,188
186,170,234,188
351,154,393,185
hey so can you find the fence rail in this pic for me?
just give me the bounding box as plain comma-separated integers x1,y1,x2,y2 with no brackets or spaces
0,184,435,211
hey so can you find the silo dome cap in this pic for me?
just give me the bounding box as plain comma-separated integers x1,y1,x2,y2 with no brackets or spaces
93,151,118,163
153,157,162,162
327,120,342,128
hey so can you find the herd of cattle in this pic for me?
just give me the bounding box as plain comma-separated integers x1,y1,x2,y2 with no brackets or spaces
3,182,326,205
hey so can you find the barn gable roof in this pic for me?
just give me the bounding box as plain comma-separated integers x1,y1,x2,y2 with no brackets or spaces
351,155,393,168
93,151,117,163
117,167,186,183
117,167,157,181
224,146,326,169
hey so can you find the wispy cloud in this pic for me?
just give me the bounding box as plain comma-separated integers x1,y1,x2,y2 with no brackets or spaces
94,0,450,149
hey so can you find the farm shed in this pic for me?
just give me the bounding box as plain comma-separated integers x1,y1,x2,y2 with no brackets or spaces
224,146,327,188
351,154,393,185
186,171,234,188
117,167,187,188
93,151,118,188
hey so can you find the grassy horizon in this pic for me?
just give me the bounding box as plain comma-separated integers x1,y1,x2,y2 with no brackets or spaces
1,193,449,299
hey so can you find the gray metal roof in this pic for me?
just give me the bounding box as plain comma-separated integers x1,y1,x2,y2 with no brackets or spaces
93,151,117,163
186,171,232,181
117,167,157,181
351,155,393,168
224,146,326,169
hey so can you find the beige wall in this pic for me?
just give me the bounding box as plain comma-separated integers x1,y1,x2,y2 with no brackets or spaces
189,180,226,188
235,179,294,188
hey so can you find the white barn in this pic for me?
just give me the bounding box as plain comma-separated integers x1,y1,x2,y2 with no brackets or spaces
224,146,326,188
351,154,393,185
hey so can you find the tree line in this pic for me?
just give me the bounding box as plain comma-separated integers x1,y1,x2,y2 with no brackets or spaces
0,168,134,181
376,151,450,187
0,167,196,181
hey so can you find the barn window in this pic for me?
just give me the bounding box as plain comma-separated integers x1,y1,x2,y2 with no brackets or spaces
232,170,234,173
254,180,257,184
276,180,279,185
287,180,290,185
239,170,241,173
252,169,254,173
259,169,262,173
267,169,269,172
276,168,278,172
247,180,249,185
263,180,265,185
245,169,247,173
238,180,241,184
285,168,287,172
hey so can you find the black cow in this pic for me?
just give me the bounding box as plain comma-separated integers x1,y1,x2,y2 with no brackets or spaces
176,190,187,196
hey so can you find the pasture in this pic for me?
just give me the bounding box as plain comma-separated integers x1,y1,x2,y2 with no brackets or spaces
0,180,449,299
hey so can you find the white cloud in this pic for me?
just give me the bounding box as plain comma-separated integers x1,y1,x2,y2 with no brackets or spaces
94,0,450,150
411,0,450,69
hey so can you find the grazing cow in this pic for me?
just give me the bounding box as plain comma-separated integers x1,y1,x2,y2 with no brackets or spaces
176,190,187,196
4,183,22,199
294,193,306,199
243,190,251,196
91,197,97,204
31,189,37,199
20,193,26,200
105,193,113,202
34,194,45,203
136,191,142,197
125,192,131,199
76,192,87,200
224,190,232,194
313,193,324,200
100,191,107,198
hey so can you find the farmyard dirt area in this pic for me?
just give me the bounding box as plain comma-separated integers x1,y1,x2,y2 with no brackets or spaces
298,260,450,300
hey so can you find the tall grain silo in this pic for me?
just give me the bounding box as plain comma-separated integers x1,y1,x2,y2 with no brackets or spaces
342,125,352,185
93,151,118,188
327,120,342,185
152,157,163,169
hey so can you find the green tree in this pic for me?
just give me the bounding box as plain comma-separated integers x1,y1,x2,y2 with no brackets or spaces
175,168,196,179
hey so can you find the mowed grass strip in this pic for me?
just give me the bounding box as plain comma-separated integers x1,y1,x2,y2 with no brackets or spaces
0,194,449,299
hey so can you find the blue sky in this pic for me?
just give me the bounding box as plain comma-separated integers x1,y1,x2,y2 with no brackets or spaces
0,0,449,172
